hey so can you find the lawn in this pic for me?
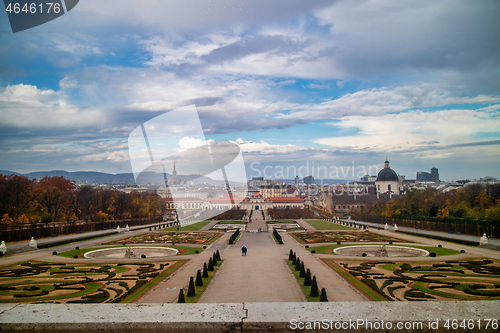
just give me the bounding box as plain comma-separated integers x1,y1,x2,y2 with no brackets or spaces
305,219,355,231
217,221,246,224
161,221,210,231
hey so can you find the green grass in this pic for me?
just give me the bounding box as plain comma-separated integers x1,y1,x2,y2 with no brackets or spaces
307,244,460,256
286,260,321,302
305,220,354,231
161,221,210,231
57,245,204,258
321,259,386,301
121,260,187,303
268,220,295,224
183,261,222,303
216,221,246,224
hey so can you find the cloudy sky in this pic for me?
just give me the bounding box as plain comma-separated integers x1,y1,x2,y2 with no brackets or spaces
1,0,499,181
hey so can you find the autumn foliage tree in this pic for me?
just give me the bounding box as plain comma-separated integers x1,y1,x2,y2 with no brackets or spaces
0,174,165,225
363,184,500,222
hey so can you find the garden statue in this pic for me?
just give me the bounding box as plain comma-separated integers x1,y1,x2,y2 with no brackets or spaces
480,233,489,245
28,237,37,248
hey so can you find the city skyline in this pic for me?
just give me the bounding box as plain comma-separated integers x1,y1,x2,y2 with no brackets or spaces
1,1,499,182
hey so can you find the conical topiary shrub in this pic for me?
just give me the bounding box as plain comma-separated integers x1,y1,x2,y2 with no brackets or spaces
187,276,195,297
295,257,301,271
203,262,208,277
216,250,221,261
178,289,185,303
320,288,328,302
289,249,294,261
208,257,214,271
292,253,296,265
304,269,311,286
195,269,203,286
300,262,305,277
310,276,319,297
213,252,218,266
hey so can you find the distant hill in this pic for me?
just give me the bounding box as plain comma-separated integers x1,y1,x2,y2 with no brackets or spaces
0,169,222,185
0,170,20,176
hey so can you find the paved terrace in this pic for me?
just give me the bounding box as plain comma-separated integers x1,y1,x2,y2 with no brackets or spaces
1,213,500,331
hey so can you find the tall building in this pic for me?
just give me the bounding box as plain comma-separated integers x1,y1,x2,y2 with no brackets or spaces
430,167,439,182
303,175,314,185
376,158,399,194
170,160,178,185
417,172,430,182
293,176,299,185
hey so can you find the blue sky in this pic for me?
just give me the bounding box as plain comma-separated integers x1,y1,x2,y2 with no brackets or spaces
0,0,499,181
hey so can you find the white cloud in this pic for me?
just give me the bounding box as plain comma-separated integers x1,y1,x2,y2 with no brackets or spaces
276,86,500,120
178,136,206,149
315,109,500,153
0,84,103,129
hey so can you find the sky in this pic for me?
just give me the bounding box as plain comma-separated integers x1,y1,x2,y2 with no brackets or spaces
0,0,499,182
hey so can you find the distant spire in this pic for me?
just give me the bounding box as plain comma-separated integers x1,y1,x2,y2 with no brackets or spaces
171,160,178,185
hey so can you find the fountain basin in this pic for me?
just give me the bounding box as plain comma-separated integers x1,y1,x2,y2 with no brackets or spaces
333,245,429,257
83,247,179,259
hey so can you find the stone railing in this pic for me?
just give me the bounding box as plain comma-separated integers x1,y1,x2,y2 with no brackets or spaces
1,301,498,332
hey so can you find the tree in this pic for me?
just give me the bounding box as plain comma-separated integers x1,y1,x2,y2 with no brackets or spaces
208,258,214,271
203,262,208,277
37,176,75,222
310,276,319,297
195,269,203,286
319,288,328,302
304,269,311,286
0,175,37,223
187,276,195,297
177,289,185,303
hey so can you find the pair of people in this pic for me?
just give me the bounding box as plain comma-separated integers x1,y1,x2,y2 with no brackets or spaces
241,246,248,256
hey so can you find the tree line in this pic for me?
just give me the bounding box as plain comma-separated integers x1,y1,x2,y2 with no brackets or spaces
0,174,165,225
358,184,500,222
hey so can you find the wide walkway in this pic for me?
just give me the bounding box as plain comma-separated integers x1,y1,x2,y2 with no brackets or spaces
198,211,305,303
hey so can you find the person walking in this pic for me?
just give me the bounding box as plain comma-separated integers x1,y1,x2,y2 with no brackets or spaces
241,246,247,256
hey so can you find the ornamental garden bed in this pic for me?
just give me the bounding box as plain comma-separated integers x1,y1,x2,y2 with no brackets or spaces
104,231,222,245
0,260,186,304
290,231,408,244
323,258,500,302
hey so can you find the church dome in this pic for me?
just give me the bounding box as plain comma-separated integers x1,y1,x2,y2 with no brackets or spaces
376,159,398,181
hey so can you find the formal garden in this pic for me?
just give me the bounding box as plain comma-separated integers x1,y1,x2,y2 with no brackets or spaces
103,231,223,245
323,258,500,302
0,260,186,303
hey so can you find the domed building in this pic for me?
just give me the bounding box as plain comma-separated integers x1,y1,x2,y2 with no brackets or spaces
376,159,400,194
